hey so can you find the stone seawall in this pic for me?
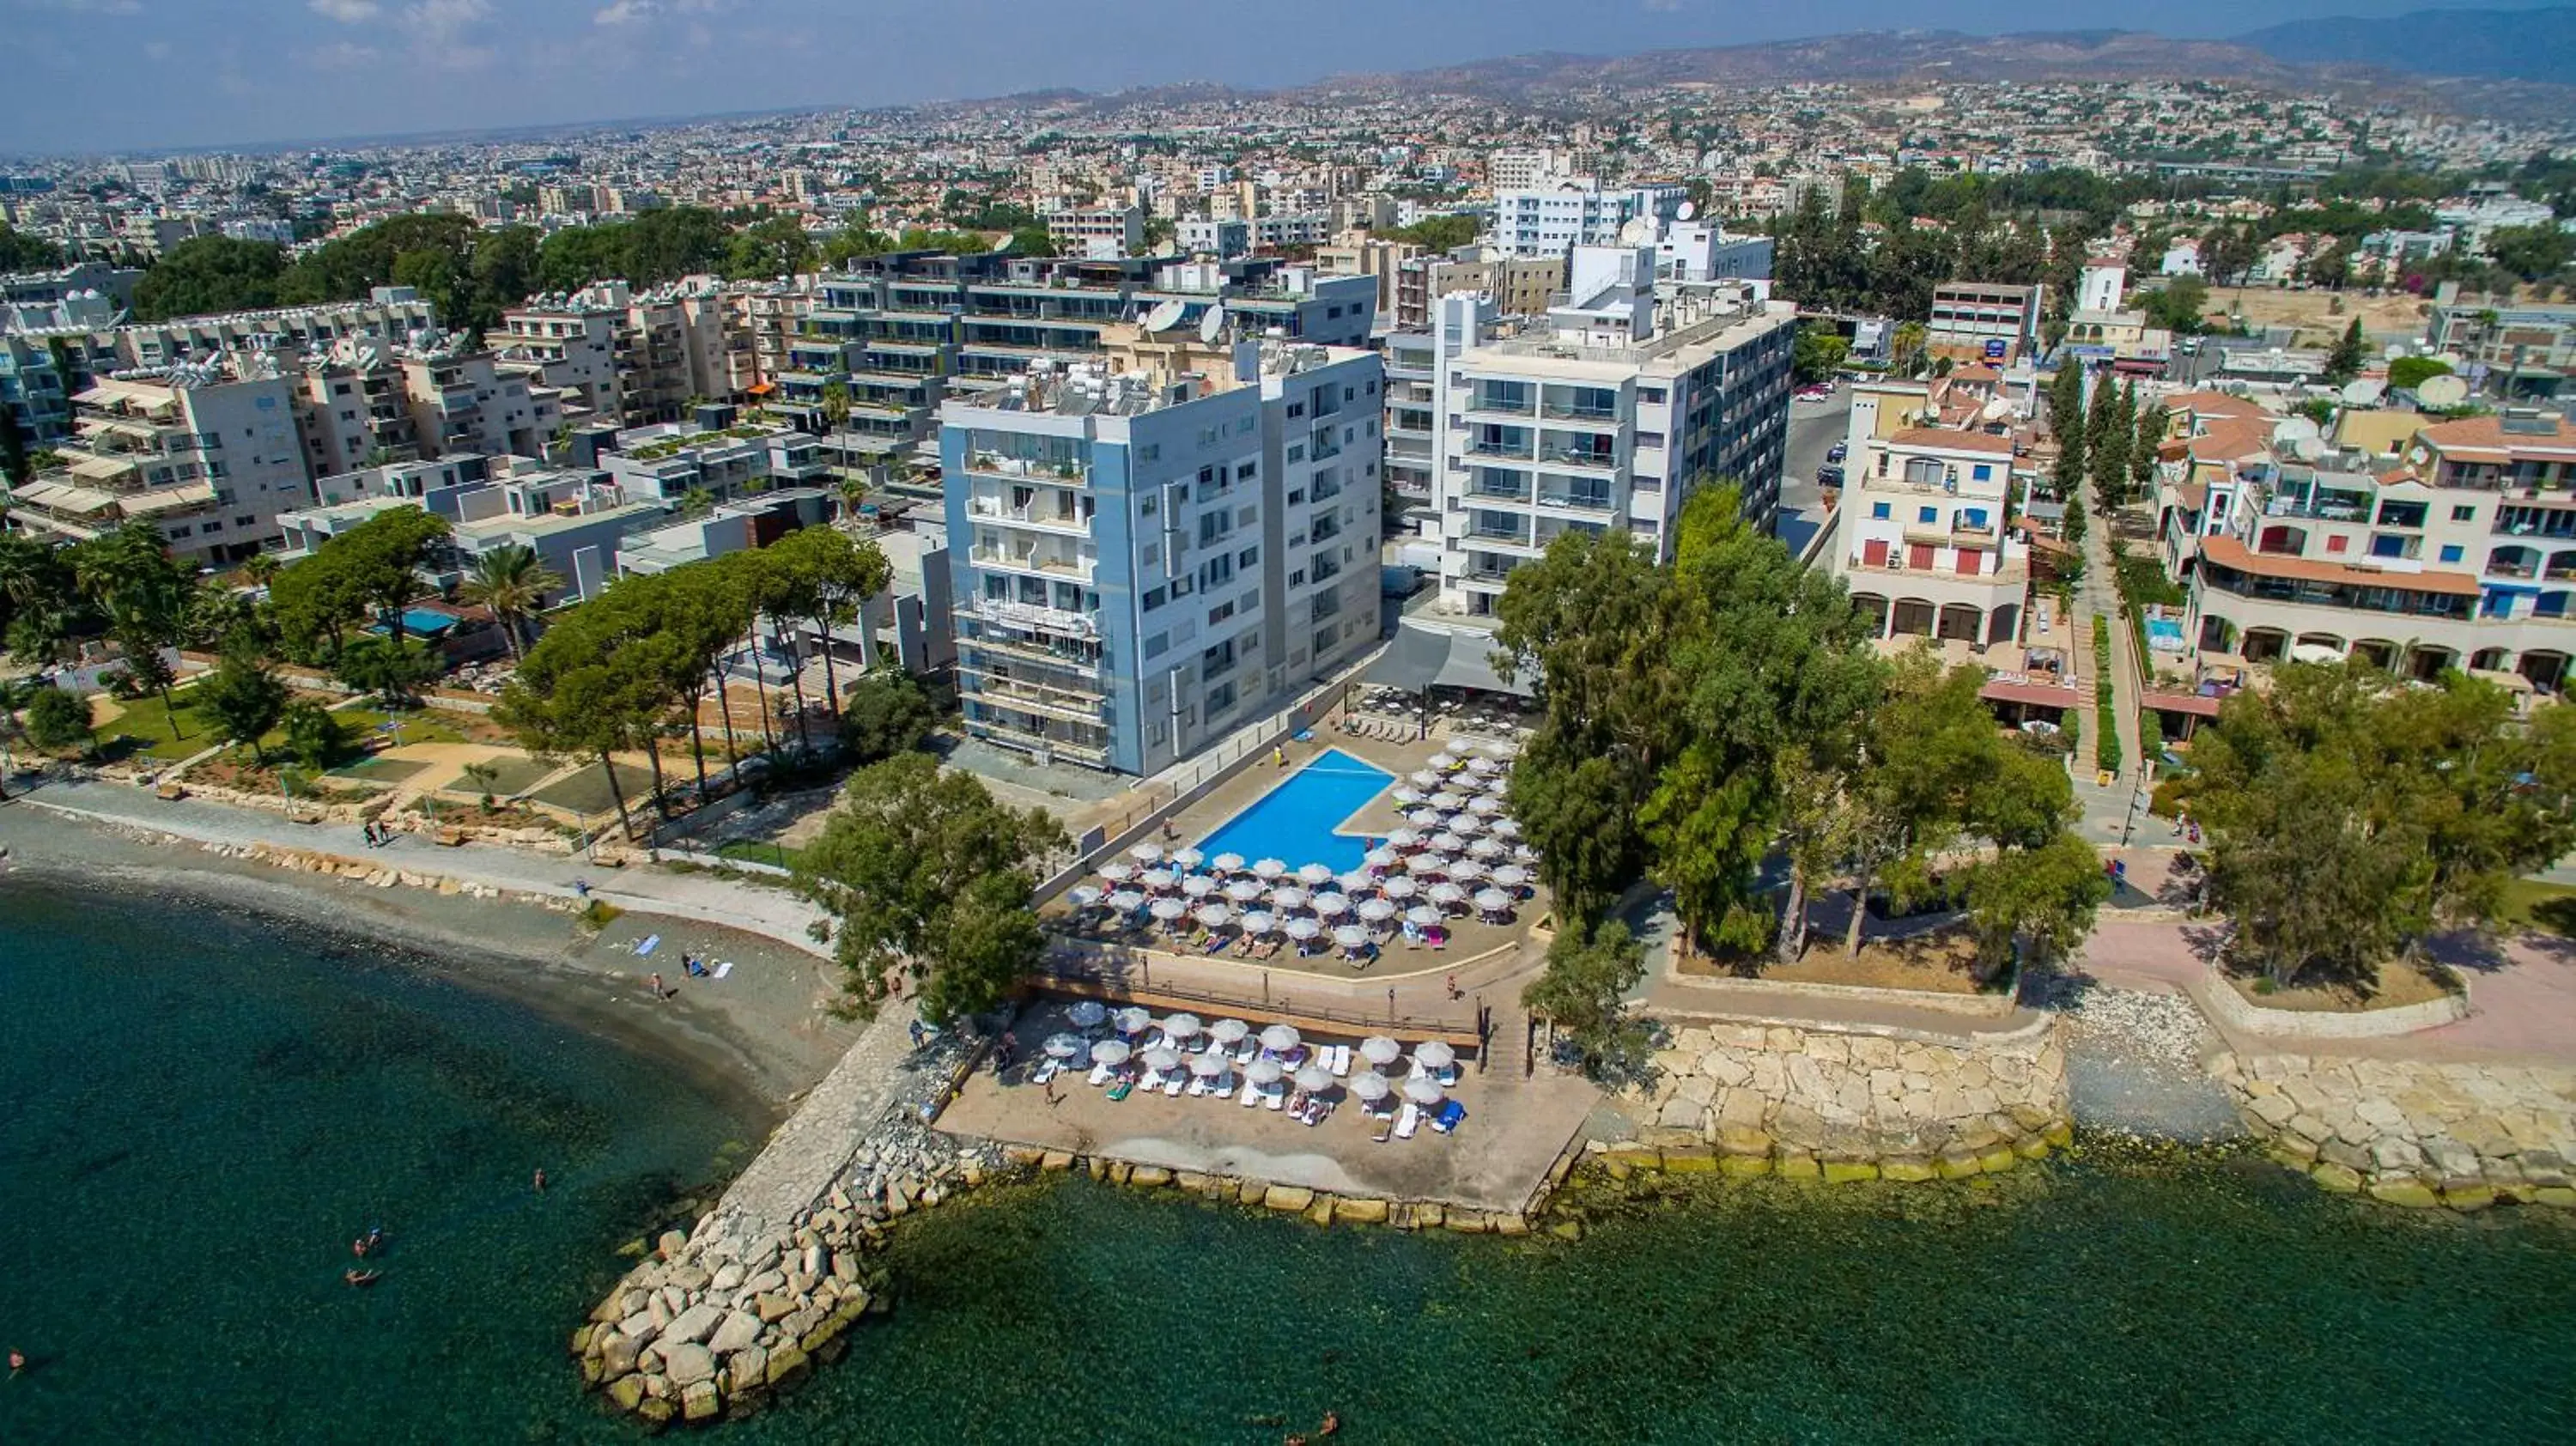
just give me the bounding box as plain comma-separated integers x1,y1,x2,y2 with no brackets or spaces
2214,1052,2576,1212
1615,1018,2074,1182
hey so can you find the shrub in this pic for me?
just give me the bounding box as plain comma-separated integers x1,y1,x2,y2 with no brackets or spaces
837,671,939,765
24,685,90,752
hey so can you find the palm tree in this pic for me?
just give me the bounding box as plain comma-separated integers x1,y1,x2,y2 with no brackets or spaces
456,544,563,661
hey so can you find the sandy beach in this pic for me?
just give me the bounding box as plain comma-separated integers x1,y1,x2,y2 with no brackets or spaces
0,799,859,1113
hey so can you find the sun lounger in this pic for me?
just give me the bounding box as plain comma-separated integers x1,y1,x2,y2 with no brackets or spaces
1163,1072,1186,1097
1089,1063,1115,1086
1241,1078,1262,1107
1431,1100,1465,1134
1032,1058,1060,1085
1106,1078,1135,1103
1393,1102,1420,1139
1231,1038,1258,1066
1263,1086,1284,1111
1186,1076,1207,1097
712,960,735,980
1327,1045,1352,1076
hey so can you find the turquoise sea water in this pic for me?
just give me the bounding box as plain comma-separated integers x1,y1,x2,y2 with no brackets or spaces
6,874,2575,1443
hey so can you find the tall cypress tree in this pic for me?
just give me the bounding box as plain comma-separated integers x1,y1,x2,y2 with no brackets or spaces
2050,362,2087,500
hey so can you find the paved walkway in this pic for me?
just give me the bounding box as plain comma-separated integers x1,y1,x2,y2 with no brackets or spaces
12,775,830,956
2077,500,2143,787
705,997,926,1250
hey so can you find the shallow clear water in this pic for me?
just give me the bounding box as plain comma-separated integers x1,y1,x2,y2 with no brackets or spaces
6,875,2574,1443
1195,748,1395,872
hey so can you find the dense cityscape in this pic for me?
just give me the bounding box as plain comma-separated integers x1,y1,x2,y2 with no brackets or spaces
4,13,2576,1440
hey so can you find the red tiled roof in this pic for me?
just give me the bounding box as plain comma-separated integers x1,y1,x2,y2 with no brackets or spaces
2200,534,2482,598
1889,427,2016,455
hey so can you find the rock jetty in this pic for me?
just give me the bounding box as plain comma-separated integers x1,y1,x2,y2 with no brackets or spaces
2215,1052,2576,1212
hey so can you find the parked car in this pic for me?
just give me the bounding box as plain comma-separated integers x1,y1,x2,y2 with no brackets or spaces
1826,441,1847,464
1817,464,1845,487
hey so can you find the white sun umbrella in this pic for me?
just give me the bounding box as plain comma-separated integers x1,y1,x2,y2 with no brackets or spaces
1194,903,1234,931
1467,793,1504,817
1336,870,1374,896
1224,878,1264,904
1356,897,1398,924
1348,1069,1392,1102
1297,861,1336,887
1090,1038,1131,1066
1406,904,1446,929
1385,828,1419,849
1181,874,1215,898
1381,875,1419,900
1143,1045,1182,1075
1170,846,1205,870
1239,909,1278,937
1431,832,1467,854
1408,769,1442,789
1491,864,1530,890
1209,1018,1251,1046
1364,847,1400,870
1107,889,1146,913
1246,1057,1285,1086
1481,739,1517,760
1188,1051,1229,1078
1334,923,1370,952
1067,884,1103,908
1427,750,1458,770
1260,1023,1303,1054
1115,1006,1153,1036
1390,787,1424,806
1295,1060,1336,1092
1271,885,1309,913
1417,1040,1456,1071
1211,852,1247,874
1406,808,1443,829
1468,835,1505,859
1098,860,1135,883
1161,1013,1203,1044
1068,999,1109,1029
1253,858,1288,881
1044,1032,1084,1059
1427,882,1467,909
1430,790,1468,812
1474,888,1514,914
1493,818,1522,839
1359,1036,1403,1066
1467,755,1499,775
1283,916,1321,944
1312,891,1352,918
1130,841,1164,864
1450,813,1487,836
1149,896,1188,922
1403,1075,1446,1105
1447,857,1487,883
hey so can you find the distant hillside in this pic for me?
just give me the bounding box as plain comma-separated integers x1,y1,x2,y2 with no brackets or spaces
2237,6,2576,85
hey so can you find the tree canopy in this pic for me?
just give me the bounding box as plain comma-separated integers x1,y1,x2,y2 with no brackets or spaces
131,236,286,321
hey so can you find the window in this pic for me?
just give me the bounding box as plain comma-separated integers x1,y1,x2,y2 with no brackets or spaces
1971,465,1993,482
1207,599,1234,625
1144,631,1170,659
1313,626,1340,658
2440,544,2465,563
2452,505,2477,522
1143,586,1168,611
1871,502,1892,520
1639,386,1666,404
1139,495,1157,516
1917,506,1938,524
1238,545,1259,568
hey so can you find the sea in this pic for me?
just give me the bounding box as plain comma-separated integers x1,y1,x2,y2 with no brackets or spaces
4,875,2574,1444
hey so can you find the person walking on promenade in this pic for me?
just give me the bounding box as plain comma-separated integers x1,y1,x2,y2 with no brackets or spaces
648,972,665,1000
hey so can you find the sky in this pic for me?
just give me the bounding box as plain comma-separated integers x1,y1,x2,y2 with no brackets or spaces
0,0,2558,155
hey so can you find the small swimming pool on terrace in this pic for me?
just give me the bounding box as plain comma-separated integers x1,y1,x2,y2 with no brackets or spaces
1194,748,1394,872
367,607,462,639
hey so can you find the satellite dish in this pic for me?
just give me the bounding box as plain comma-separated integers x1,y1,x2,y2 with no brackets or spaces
1142,299,1187,333
2340,378,2385,407
2272,417,2322,447
2434,352,2465,371
991,233,1014,254
2293,435,2326,462
1676,199,1697,221
2419,374,2470,407
1618,216,1655,246
1198,304,1226,345
1980,398,2009,422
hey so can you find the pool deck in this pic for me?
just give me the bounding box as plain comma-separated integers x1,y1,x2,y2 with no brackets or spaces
934,999,1603,1217
1046,726,1550,984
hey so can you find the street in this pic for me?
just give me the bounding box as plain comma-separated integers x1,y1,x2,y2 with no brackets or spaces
1775,386,1853,557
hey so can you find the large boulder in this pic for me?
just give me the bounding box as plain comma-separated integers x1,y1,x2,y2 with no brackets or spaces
727,1345,768,1396
663,1302,724,1346
662,1340,718,1387
708,1309,763,1356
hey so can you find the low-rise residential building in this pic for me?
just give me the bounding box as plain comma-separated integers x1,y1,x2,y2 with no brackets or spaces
1831,372,2033,647
1429,251,1797,615
1926,281,2044,366
3,359,306,562
2427,303,2576,399
1491,179,1686,258
1045,204,1146,258
292,338,563,477
601,413,832,507
938,331,1385,774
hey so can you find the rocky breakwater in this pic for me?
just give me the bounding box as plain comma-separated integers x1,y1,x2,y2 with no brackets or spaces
1608,1018,2074,1183
2215,1052,2576,1212
572,1007,1012,1426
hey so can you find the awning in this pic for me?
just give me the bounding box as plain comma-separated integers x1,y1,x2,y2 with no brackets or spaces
2142,690,2226,719
1980,678,2081,709
1363,623,1534,698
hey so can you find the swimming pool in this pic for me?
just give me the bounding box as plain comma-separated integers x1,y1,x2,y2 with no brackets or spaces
368,607,460,639
1194,748,1395,872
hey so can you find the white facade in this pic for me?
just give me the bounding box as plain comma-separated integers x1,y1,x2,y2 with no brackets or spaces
1492,180,1686,258
1831,376,2032,646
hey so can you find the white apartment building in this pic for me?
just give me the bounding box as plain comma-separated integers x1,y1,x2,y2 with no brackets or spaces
601,418,831,507
495,277,734,426
3,359,307,563
1492,179,1686,258
1490,149,1572,192
2157,395,2576,693
293,338,563,477
1429,250,1797,614
1045,204,1146,259
1832,374,2034,647
1926,282,2046,366
939,331,1384,774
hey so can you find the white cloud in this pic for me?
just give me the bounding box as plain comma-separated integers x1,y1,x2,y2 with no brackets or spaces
593,0,652,23
398,0,488,47
307,0,378,21
301,39,383,68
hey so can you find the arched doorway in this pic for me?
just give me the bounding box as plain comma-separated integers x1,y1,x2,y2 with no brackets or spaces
2520,650,2571,694
2199,615,2239,653
2242,627,2287,664
1987,602,2021,645
1890,598,1936,637
1850,591,1890,637
2351,638,2397,670
2403,643,2456,681
1936,603,1983,642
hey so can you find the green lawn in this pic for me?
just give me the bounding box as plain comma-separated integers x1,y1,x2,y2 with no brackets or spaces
328,756,433,783
436,755,557,799
530,760,661,818
714,838,807,872
334,706,475,748
100,692,294,763
2499,878,2576,938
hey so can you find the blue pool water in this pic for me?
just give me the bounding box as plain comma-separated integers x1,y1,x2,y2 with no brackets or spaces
1195,748,1394,872
369,606,459,637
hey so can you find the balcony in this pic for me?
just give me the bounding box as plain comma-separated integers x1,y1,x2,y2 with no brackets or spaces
1540,445,1619,472
970,546,1096,582
1535,489,1615,513
1465,389,1535,419
1540,402,1620,424
967,495,1088,535
1466,438,1534,462
965,450,1088,484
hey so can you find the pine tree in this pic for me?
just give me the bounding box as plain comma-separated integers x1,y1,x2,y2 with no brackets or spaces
2093,380,2136,509
2131,402,2168,505
2084,366,2121,507
2325,317,2366,385
2050,362,2087,500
